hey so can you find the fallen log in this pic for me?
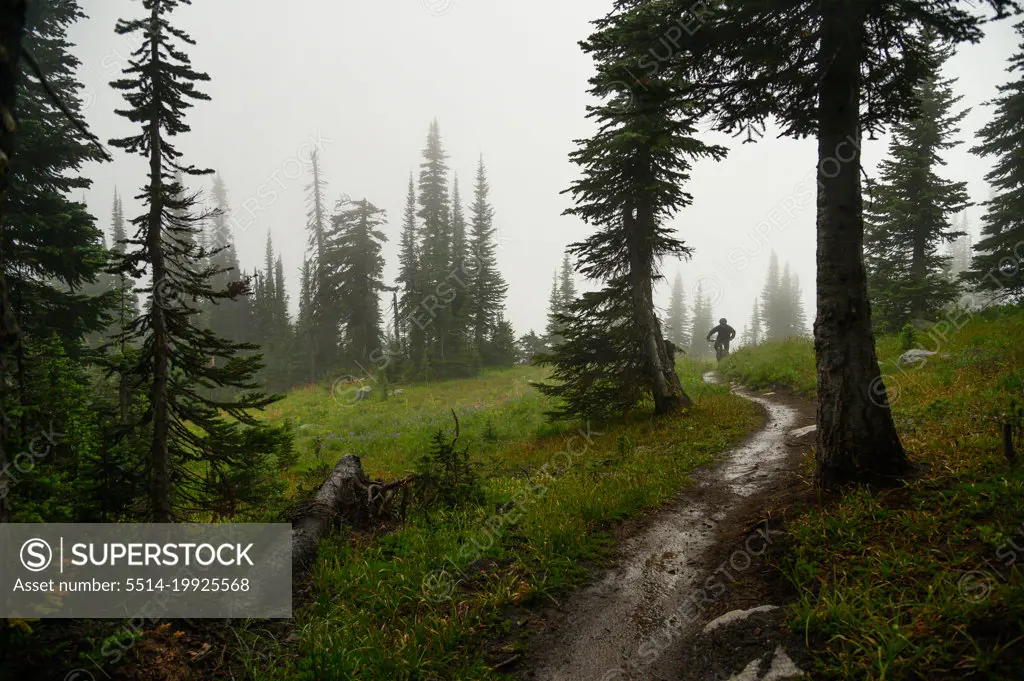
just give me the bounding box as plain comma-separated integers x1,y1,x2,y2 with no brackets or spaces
290,455,416,574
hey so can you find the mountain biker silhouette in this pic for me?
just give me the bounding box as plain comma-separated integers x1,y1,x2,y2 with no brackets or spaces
706,318,736,361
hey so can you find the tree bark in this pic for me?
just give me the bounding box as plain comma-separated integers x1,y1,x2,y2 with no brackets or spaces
147,1,172,523
291,455,412,574
814,0,908,490
625,205,692,415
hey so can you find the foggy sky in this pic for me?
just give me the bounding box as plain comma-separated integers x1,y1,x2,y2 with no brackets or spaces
68,1,1020,340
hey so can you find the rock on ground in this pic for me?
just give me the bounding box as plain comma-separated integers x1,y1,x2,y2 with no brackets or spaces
694,605,806,680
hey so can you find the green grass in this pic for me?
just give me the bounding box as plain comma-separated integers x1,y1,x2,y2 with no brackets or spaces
726,308,1024,680
719,337,817,396
238,360,763,680
260,365,559,482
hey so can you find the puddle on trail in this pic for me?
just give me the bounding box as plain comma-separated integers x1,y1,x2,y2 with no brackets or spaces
529,374,800,681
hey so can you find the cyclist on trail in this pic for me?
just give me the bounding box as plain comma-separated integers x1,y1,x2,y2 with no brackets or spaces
706,318,736,361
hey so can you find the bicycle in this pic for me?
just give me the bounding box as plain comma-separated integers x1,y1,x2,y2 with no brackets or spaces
712,340,729,363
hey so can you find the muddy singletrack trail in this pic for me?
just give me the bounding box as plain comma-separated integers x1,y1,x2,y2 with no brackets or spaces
520,373,813,681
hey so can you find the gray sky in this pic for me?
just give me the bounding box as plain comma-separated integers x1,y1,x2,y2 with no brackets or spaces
68,1,1020,339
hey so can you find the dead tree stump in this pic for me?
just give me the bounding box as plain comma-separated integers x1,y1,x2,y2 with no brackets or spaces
290,455,415,574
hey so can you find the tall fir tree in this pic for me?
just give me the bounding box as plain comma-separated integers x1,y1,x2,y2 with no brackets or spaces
687,282,715,360
741,297,762,347
326,199,388,368
3,0,109,352
966,21,1024,300
544,271,563,347
669,0,1019,487
109,0,290,522
109,189,139,335
664,271,688,347
0,0,119,524
296,256,315,383
205,173,249,346
558,252,577,306
397,172,425,374
864,43,970,332
448,175,476,370
488,313,517,366
467,157,508,363
787,271,808,338
304,148,333,378
417,119,467,378
946,211,973,279
538,3,727,418
760,252,784,341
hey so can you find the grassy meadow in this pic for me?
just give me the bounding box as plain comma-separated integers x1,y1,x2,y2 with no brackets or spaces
725,307,1024,680
230,359,764,680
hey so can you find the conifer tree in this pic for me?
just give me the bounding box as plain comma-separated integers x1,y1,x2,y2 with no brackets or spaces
296,256,315,382
946,212,973,279
558,252,577,306
741,297,762,347
671,0,1018,487
304,149,332,378
397,173,425,373
3,0,109,351
467,157,508,362
538,3,727,418
0,0,114,524
448,175,476,368
107,189,141,420
687,283,715,360
488,313,517,366
787,271,808,337
966,21,1024,300
417,120,467,377
664,271,688,347
518,330,547,361
110,189,139,335
864,43,970,331
544,271,563,347
274,255,288,331
326,198,388,367
760,252,784,341
109,0,290,522
205,173,249,345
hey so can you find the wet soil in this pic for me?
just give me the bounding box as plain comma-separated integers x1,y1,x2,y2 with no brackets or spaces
519,375,817,681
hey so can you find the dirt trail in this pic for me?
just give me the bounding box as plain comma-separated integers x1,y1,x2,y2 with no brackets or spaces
522,374,808,681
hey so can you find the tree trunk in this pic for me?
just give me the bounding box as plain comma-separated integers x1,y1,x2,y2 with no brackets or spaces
814,0,907,490
291,455,411,574
625,206,692,415
0,0,26,527
147,1,172,523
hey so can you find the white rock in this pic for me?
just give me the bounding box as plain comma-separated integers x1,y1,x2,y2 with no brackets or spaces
763,645,805,679
788,425,816,439
726,658,762,681
897,348,936,367
702,605,779,634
